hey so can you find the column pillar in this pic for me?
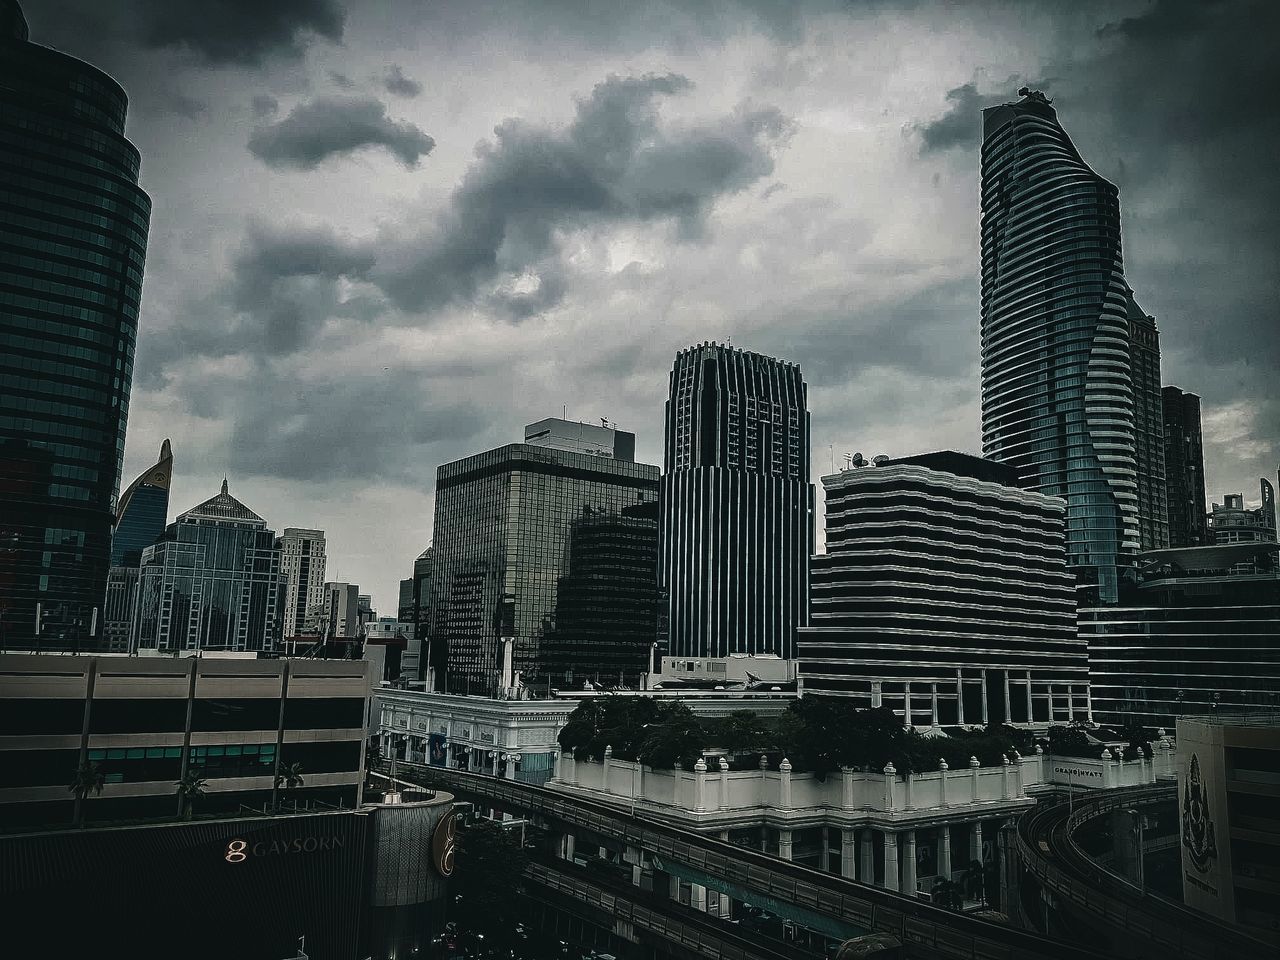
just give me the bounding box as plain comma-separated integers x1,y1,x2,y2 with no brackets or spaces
820,826,831,872
1002,672,1012,724
777,828,793,861
883,832,900,892
1086,684,1094,722
972,821,984,864
859,829,874,884
939,824,952,881
902,830,917,897
563,832,576,862
1025,672,1033,723
930,683,940,727
1068,685,1077,722
969,755,980,802
602,745,612,793
841,829,858,880
980,670,989,725
491,750,499,776
504,755,516,780
956,670,965,726
939,758,950,807
904,682,912,726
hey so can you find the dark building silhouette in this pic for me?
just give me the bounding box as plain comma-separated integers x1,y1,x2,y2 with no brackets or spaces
541,500,660,687
0,2,151,649
1162,386,1208,548
407,547,433,681
659,343,813,660
133,480,280,653
980,90,1145,603
1128,299,1168,550
429,435,659,697
799,453,1085,725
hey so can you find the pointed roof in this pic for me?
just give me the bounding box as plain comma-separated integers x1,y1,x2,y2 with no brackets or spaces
179,477,266,526
115,438,174,525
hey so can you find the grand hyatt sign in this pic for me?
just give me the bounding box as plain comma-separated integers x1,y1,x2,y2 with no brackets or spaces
225,835,346,863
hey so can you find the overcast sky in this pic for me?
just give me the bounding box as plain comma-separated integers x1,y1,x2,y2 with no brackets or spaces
25,0,1279,614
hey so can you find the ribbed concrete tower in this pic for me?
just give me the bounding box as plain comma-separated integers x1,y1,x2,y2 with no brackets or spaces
980,89,1139,602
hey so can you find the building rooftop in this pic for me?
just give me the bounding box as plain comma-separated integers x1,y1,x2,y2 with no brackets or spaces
178,478,266,526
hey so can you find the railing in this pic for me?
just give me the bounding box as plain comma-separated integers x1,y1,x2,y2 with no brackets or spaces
1015,786,1277,960
376,759,1105,960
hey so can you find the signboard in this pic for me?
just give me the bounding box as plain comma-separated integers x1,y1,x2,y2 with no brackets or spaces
432,812,456,877
1176,721,1232,922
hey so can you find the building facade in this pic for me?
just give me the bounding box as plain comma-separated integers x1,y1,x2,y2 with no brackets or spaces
0,652,368,827
524,417,636,461
1162,386,1208,548
1083,542,1280,728
980,90,1141,603
133,480,281,653
276,527,326,640
312,581,360,639
111,437,172,566
0,6,151,650
1176,713,1280,940
660,343,813,661
429,439,660,697
799,453,1086,726
1210,482,1278,545
1128,300,1168,550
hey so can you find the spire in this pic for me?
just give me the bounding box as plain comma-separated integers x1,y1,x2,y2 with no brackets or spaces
221,476,229,496
160,438,172,460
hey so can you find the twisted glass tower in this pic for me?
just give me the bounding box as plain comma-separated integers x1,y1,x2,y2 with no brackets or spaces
980,90,1138,602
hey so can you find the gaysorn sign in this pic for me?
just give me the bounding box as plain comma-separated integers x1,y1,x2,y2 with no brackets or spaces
225,834,346,863
432,812,456,877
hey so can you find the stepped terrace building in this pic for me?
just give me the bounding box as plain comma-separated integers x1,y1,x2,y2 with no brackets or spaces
799,452,1086,726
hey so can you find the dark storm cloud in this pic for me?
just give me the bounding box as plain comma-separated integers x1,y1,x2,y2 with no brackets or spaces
225,370,489,483
373,73,790,313
251,95,279,118
247,96,436,169
915,81,1035,154
382,65,423,98
134,0,345,66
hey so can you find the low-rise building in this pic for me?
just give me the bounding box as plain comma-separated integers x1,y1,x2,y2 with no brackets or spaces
0,653,369,828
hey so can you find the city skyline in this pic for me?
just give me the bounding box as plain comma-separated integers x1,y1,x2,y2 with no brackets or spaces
19,0,1278,612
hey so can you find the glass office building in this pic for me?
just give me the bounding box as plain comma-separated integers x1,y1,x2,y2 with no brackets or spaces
1162,386,1208,548
660,343,814,660
134,480,281,653
428,442,659,697
1083,542,1280,729
0,2,151,649
111,437,172,566
980,90,1145,603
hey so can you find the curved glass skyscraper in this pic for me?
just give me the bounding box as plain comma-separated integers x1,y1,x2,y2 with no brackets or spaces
980,90,1139,602
0,2,151,648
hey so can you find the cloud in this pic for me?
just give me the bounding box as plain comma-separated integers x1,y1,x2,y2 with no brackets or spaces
383,65,423,98
134,0,344,66
164,92,208,119
914,81,1036,154
373,72,791,314
251,94,279,118
247,96,436,169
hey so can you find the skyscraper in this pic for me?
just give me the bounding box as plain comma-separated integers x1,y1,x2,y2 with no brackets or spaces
276,527,326,640
111,439,173,567
133,480,280,653
799,453,1086,725
429,428,659,696
1162,386,1208,548
1128,298,1168,550
980,89,1141,603
0,2,151,649
659,343,813,660
102,438,172,650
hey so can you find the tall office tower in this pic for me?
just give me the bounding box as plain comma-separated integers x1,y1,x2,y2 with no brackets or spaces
112,438,173,566
1162,386,1208,547
311,582,360,639
408,547,432,682
102,438,173,650
1083,542,1280,728
1128,299,1168,549
133,480,281,653
799,453,1086,725
980,90,1141,603
429,429,659,697
0,2,151,649
659,343,813,660
276,528,326,640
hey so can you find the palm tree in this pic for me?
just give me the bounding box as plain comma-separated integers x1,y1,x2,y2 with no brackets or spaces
68,761,105,827
175,770,207,820
273,762,305,812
